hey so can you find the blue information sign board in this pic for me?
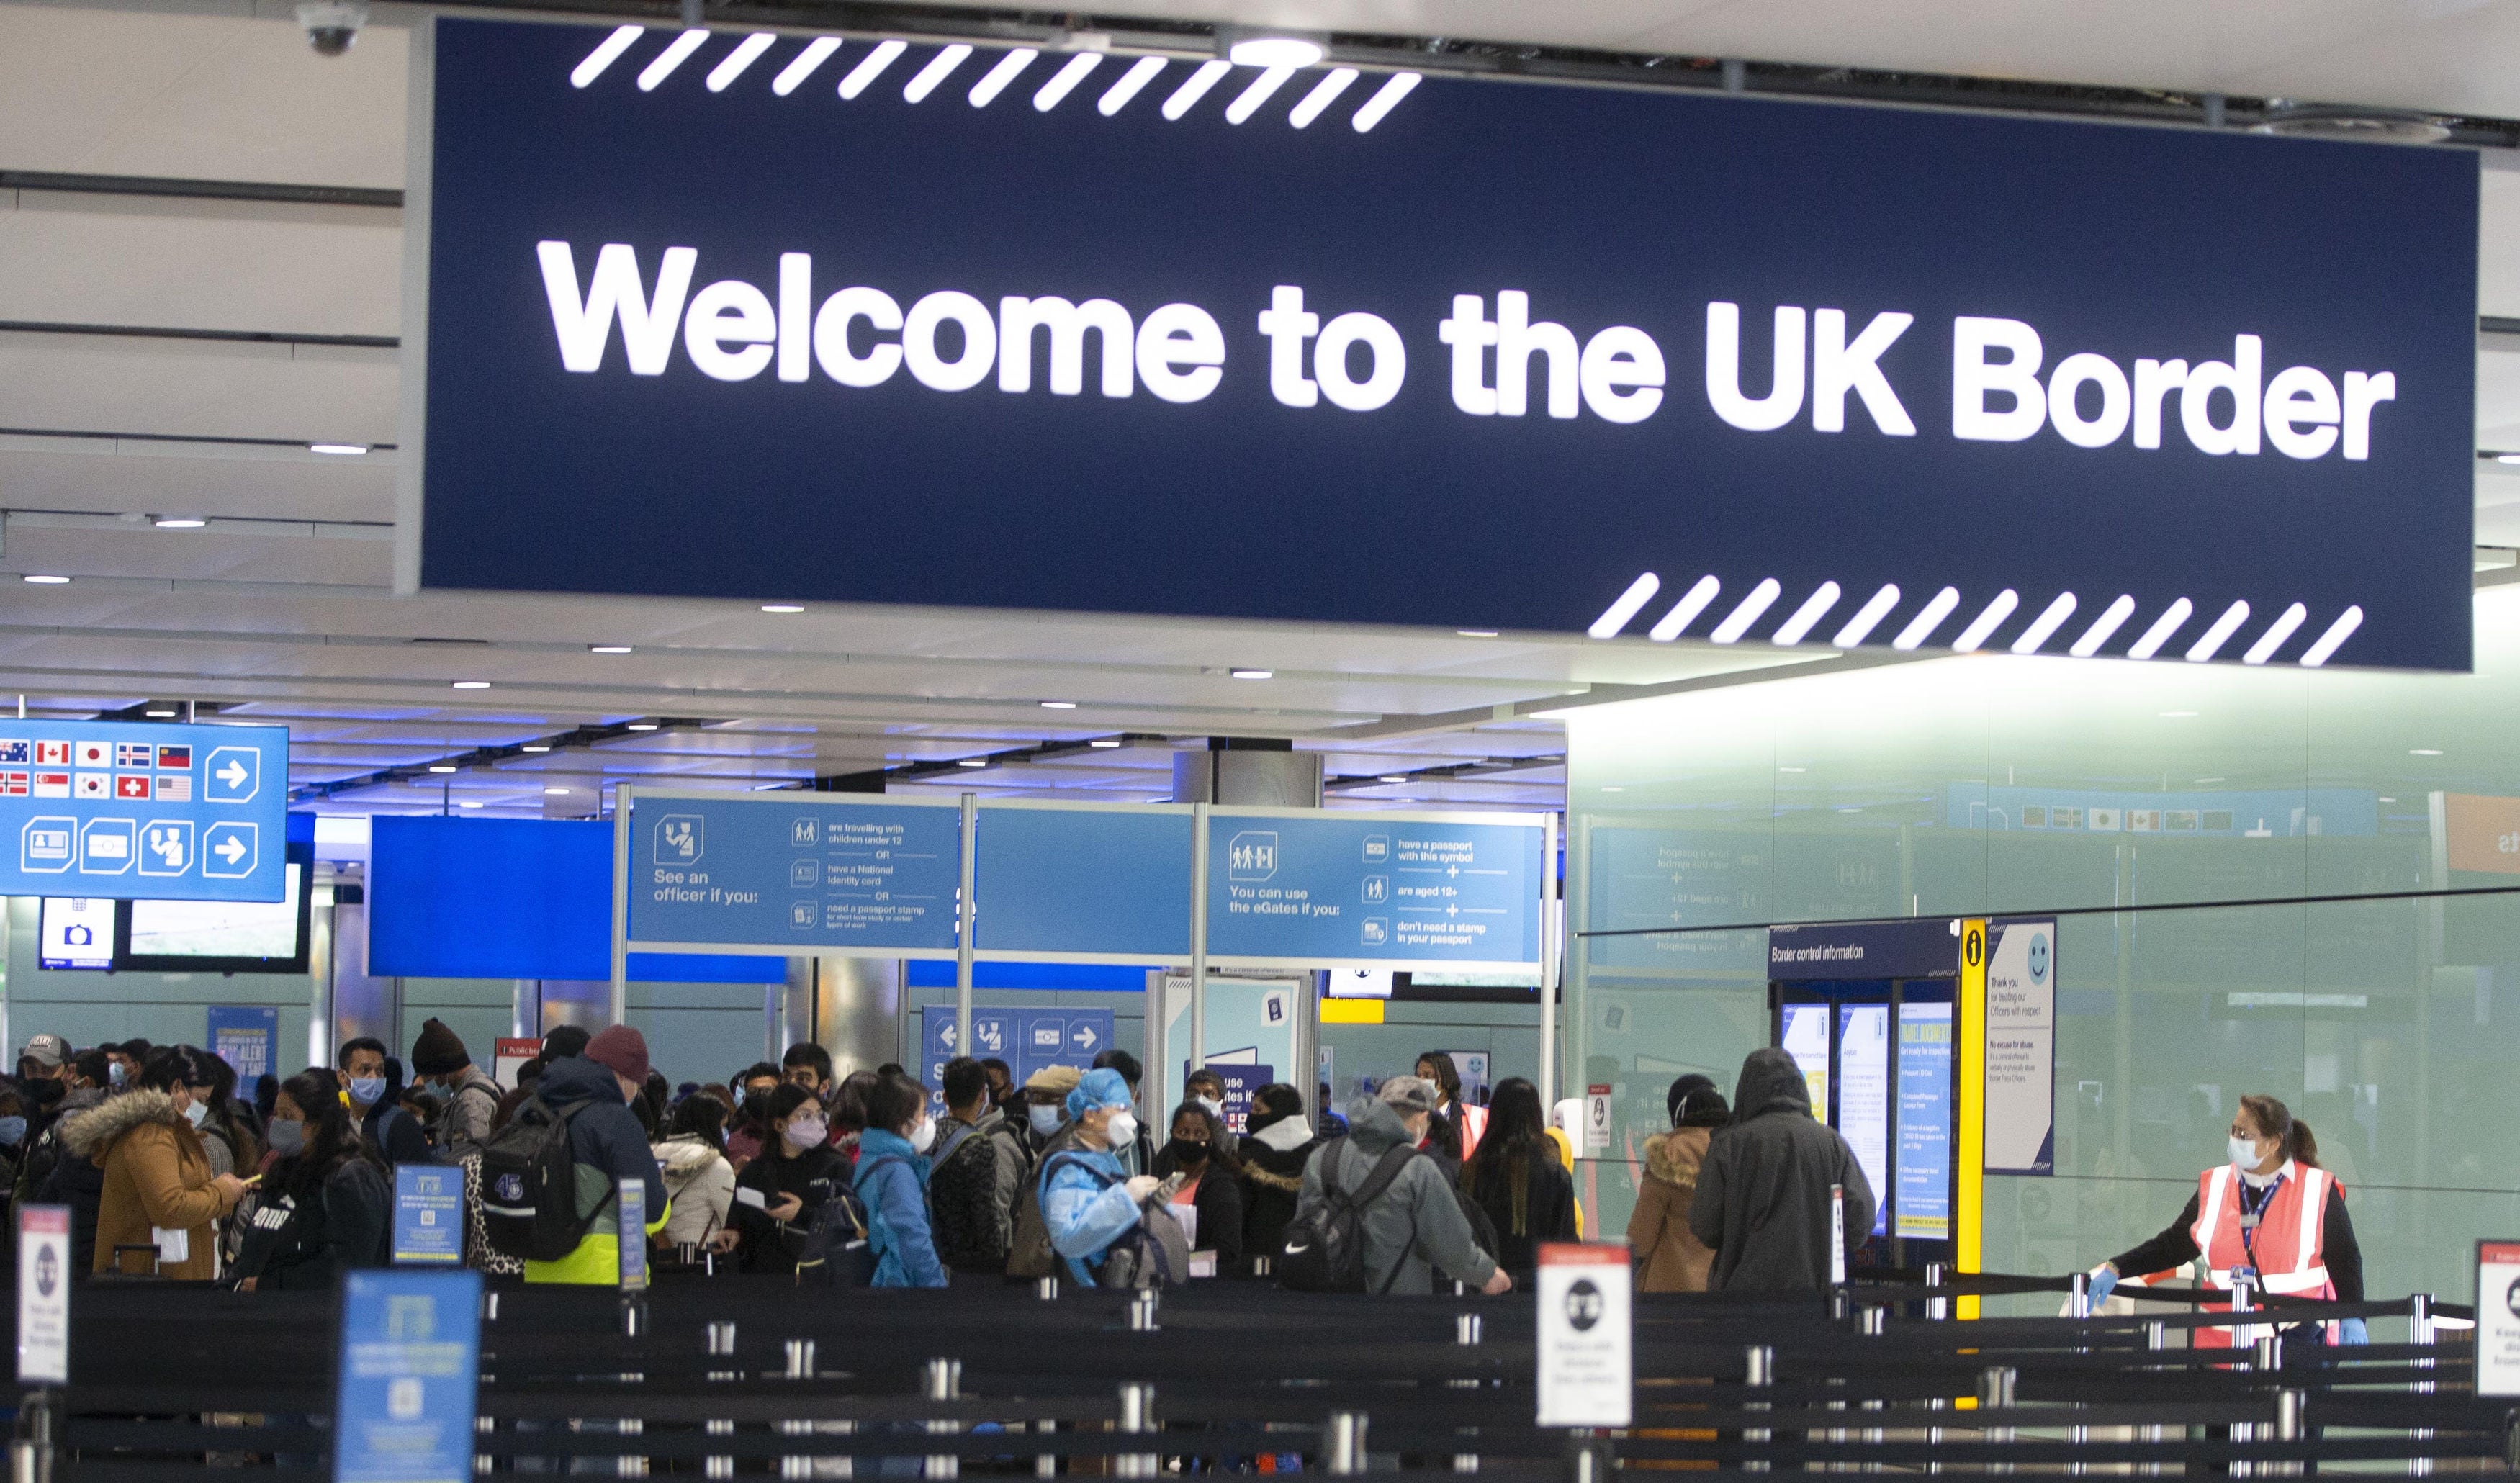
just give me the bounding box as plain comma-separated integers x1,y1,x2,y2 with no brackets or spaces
1204,810,1544,970
0,720,288,902
974,805,1192,961
921,1005,1114,1112
333,1268,482,1483
390,1166,464,1266
626,791,962,956
207,1006,279,1093
1895,1002,1954,1241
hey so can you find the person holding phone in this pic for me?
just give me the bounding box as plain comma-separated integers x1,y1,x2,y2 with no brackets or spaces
66,1046,252,1279
724,1083,852,1274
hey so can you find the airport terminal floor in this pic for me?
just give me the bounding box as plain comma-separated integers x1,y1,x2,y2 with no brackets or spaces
5,0,2520,1474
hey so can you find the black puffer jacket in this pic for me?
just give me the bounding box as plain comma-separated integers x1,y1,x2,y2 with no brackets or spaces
1687,1049,1875,1292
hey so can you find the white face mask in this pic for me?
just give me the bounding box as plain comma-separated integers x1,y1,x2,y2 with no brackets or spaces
1105,1111,1139,1149
909,1117,937,1155
2228,1134,2262,1168
182,1099,209,1128
1194,1095,1223,1119
1029,1105,1063,1137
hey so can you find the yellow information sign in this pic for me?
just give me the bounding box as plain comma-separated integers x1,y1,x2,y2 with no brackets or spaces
1956,918,1986,1320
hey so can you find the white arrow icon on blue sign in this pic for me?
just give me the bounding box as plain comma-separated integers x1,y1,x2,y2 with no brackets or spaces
203,747,259,803
202,821,257,878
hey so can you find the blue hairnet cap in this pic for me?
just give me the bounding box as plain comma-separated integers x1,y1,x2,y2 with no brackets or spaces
1067,1066,1133,1119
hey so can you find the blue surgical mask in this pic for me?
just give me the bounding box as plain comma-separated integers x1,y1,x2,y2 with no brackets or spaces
108,1063,128,1088
0,1117,27,1148
266,1119,305,1157
1028,1104,1063,1137
348,1076,386,1106
182,1100,209,1128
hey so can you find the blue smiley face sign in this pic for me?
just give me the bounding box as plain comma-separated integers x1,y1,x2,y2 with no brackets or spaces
2027,932,2051,984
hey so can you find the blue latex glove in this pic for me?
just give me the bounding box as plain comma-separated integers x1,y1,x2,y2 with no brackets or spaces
2085,1266,2118,1310
2339,1317,2370,1345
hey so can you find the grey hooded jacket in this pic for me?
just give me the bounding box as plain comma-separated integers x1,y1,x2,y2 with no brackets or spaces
1293,1098,1499,1295
1688,1047,1876,1292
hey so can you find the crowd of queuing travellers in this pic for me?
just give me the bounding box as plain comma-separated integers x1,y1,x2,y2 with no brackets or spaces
0,1024,2139,1302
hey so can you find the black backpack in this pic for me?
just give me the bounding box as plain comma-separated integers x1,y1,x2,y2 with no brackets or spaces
1278,1140,1416,1294
794,1163,883,1289
477,1094,593,1261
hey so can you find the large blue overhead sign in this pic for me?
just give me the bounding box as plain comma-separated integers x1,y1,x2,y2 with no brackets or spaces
626,790,962,955
1205,808,1545,971
0,721,287,903
413,17,2474,671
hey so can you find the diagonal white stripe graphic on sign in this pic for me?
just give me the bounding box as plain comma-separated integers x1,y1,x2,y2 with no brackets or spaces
968,48,1038,107
2298,607,2363,667
1097,56,1166,115
772,37,841,96
1588,573,1662,639
903,44,972,103
1771,582,1841,646
2242,603,2309,665
1951,590,2019,652
572,25,645,88
1225,65,1299,124
1162,60,1233,120
1710,578,1783,644
838,39,906,98
1647,576,1721,642
1033,52,1102,112
706,32,777,91
2010,592,2078,654
1830,585,1900,649
2184,600,2251,662
1288,69,1359,128
2069,595,2136,657
2126,598,2193,659
1351,72,1419,132
636,29,710,91
1892,587,1961,650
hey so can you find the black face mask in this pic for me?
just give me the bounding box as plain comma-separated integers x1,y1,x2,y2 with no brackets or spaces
1166,1137,1210,1167
23,1079,63,1106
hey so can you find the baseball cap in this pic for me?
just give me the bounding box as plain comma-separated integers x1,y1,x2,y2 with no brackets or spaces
21,1035,68,1069
1375,1074,1441,1115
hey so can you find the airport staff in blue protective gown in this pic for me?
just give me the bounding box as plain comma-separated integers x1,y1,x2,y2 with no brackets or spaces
1039,1068,1160,1287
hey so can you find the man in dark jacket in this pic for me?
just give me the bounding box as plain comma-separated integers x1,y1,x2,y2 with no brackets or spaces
1295,1078,1511,1296
1688,1048,1875,1292
928,1058,1026,1279
522,1028,667,1285
27,1050,112,1276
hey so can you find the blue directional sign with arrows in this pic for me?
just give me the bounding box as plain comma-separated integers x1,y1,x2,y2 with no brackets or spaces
920,1005,1114,1111
0,721,288,903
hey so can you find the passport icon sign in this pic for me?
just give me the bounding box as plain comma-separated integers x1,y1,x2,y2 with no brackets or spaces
21,818,73,873
203,747,260,803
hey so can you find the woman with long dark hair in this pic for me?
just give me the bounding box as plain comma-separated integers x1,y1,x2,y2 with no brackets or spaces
725,1083,852,1273
1457,1077,1577,1284
233,1068,390,1290
1153,1101,1246,1269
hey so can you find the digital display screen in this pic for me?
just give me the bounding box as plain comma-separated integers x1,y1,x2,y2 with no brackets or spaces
1779,1003,1831,1117
38,898,114,970
1896,1001,1955,1239
125,862,303,963
1837,1004,1891,1239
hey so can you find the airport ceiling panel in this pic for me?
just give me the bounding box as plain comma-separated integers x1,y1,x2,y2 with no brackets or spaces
0,445,395,526
0,333,396,445
0,195,402,337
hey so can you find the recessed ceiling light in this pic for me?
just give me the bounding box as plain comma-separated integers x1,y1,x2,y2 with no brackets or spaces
589,644,631,654
1229,667,1273,680
451,680,490,690
1378,774,1408,783
761,603,804,613
309,443,369,456
520,744,553,753
544,786,571,795
1088,739,1124,749
2411,747,2443,756
428,765,458,774
2379,796,2397,803
958,757,989,767
2195,777,2225,785
1040,700,1077,710
626,721,660,731
2500,454,2520,465
145,708,177,718
22,574,68,585
1601,785,1624,793
1225,34,1325,67
1778,766,1806,773
457,800,483,809
1457,629,1498,638
2159,711,2197,718
152,516,207,529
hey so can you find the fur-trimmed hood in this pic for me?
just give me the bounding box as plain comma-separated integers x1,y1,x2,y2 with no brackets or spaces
60,1089,184,1159
653,1135,726,1178
1642,1126,1709,1187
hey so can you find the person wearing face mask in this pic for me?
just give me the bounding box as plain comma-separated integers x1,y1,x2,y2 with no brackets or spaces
724,1063,786,1172
1417,1054,1485,1164
231,1069,390,1291
1038,1068,1164,1287
1089,1050,1154,1177
336,1038,430,1169
17,1034,74,1143
1294,1076,1511,1296
1020,1066,1083,1159
725,1083,852,1274
184,1048,262,1186
855,1071,948,1288
1156,1101,1245,1271
24,1050,111,1273
928,1058,1029,1280
410,1019,503,1160
68,1046,251,1278
1179,1070,1241,1160
1238,1084,1317,1265
2087,1093,2365,1345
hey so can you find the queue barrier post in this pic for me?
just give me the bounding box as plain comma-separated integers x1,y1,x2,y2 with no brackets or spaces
2411,1294,2437,1479
925,1357,963,1480
1328,1412,1369,1476
10,1387,57,1483
1129,1289,1160,1332
1744,1345,1774,1474
1925,1263,1948,1322
2069,1271,2091,1320
1117,1383,1157,1479
1979,1366,2017,1477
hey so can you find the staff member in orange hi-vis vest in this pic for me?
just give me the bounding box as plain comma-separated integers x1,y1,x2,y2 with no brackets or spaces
2083,1093,2367,1345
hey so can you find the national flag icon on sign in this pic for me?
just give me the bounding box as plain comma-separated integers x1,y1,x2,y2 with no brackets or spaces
74,741,109,769
74,773,108,799
0,772,25,796
0,742,25,765
114,742,152,769
155,772,190,801
32,772,68,798
34,742,68,767
156,744,192,770
114,775,151,801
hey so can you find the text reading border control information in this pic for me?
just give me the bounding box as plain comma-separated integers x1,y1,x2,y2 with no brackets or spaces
412,17,2475,672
